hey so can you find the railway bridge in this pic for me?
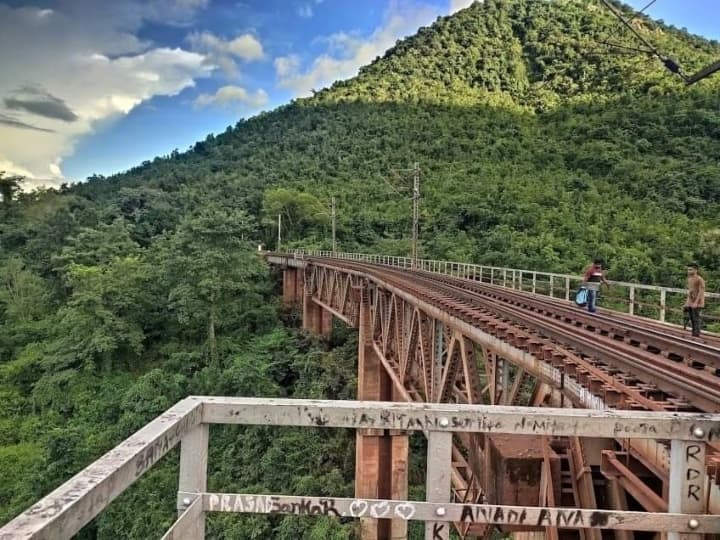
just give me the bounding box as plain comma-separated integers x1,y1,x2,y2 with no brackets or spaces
2,251,720,540
272,251,720,540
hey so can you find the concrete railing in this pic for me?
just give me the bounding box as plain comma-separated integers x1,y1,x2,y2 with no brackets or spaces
2,397,719,540
295,250,720,326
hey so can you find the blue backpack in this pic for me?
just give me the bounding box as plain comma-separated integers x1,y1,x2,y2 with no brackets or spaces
575,287,588,307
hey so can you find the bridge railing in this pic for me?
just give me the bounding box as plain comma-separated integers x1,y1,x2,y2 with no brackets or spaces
295,250,720,326
2,397,718,540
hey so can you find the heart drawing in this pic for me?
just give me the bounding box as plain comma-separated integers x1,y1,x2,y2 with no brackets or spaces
369,501,390,518
348,500,369,517
394,503,416,520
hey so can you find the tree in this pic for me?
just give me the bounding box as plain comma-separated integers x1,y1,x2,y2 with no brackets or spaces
0,258,48,323
47,257,152,372
158,206,266,367
262,188,330,244
52,219,140,273
0,172,24,207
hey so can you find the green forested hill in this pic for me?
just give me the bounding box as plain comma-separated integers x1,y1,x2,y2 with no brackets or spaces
64,0,720,282
1,0,719,538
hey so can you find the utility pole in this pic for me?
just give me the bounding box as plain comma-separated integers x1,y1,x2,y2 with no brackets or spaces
411,162,420,270
331,196,337,255
381,163,422,268
277,213,281,252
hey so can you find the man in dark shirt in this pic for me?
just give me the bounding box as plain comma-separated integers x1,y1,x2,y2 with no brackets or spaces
685,263,706,337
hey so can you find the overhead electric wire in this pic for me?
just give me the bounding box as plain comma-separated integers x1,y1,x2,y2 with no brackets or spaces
597,39,654,56
636,0,658,15
598,0,720,84
598,0,684,77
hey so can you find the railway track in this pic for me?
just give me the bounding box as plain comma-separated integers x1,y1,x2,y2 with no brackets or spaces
414,269,720,409
310,257,720,414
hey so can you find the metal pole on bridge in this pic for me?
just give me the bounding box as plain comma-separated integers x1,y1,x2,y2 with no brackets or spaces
331,196,337,256
411,162,420,270
277,213,282,252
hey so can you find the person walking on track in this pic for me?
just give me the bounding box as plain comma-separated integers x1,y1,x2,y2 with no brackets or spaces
583,259,609,313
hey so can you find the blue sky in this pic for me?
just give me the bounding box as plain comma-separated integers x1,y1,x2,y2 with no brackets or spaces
0,0,717,187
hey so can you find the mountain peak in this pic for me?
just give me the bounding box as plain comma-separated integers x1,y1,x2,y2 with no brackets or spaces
313,0,720,110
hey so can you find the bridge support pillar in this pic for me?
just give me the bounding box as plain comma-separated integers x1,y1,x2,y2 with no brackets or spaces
320,308,333,338
303,291,321,334
355,284,408,540
295,268,305,303
283,268,297,306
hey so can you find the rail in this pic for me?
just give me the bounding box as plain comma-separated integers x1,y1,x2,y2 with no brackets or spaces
2,397,719,540
295,250,720,326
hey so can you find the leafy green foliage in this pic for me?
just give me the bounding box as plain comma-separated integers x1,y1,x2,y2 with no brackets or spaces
1,0,720,537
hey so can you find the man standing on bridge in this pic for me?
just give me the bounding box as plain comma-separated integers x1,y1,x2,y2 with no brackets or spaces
685,263,706,337
583,259,609,314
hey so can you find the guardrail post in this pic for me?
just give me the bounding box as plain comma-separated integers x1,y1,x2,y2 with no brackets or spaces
532,272,537,295
629,286,635,316
177,423,209,539
503,269,507,287
549,275,554,298
668,439,706,540
660,290,667,322
425,431,452,540
565,277,570,301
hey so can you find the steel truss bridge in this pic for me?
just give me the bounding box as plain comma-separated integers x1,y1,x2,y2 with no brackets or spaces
2,252,720,540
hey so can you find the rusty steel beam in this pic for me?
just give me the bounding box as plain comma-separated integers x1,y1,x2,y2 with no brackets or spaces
601,451,667,513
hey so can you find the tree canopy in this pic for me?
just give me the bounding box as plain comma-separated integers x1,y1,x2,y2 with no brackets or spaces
1,1,719,537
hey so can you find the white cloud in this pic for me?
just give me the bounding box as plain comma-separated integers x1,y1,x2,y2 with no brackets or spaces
275,1,443,96
188,31,265,77
227,35,264,60
49,161,62,177
0,2,213,186
297,4,314,18
274,55,301,78
449,0,476,14
0,158,33,179
194,85,269,109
